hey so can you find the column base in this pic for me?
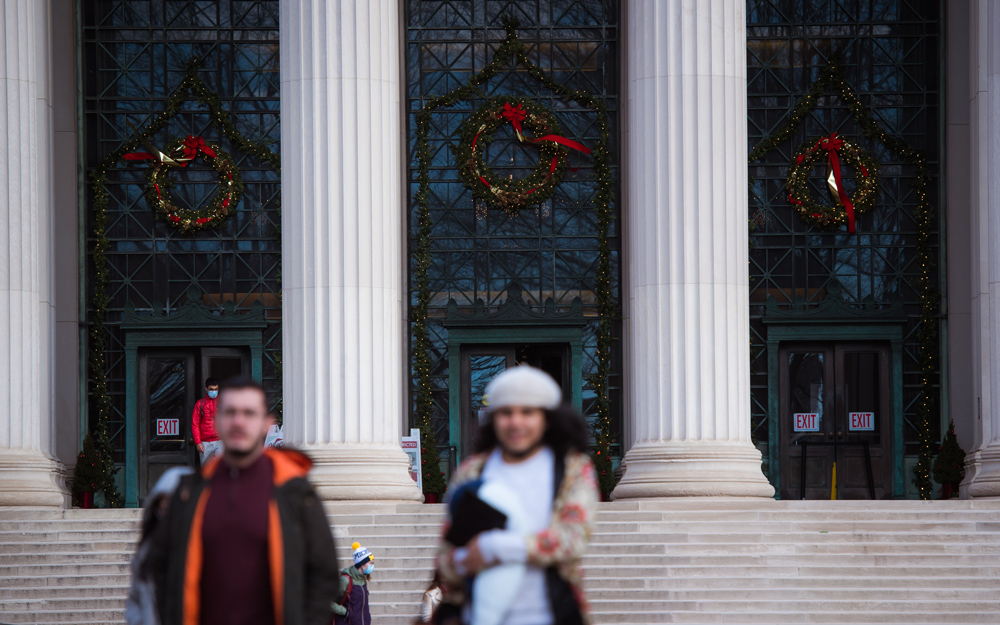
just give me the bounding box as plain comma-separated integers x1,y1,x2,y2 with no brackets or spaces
962,445,1000,499
611,441,775,499
298,444,424,501
0,449,67,507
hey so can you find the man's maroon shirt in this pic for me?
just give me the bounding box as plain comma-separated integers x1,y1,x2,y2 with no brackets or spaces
200,453,275,625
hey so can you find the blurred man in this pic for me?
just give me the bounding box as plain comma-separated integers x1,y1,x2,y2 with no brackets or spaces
191,377,221,465
146,377,339,625
433,366,600,625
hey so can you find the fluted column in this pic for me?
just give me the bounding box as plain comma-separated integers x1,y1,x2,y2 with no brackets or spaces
0,0,65,506
612,0,773,499
964,0,1000,499
280,0,421,500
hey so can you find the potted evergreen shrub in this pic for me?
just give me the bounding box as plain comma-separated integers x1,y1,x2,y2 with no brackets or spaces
933,421,966,499
72,434,106,508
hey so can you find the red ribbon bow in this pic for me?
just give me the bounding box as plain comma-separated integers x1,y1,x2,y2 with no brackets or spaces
180,135,216,164
501,103,528,134
811,132,856,233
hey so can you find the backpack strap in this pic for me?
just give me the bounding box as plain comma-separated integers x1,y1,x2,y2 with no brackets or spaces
338,572,354,606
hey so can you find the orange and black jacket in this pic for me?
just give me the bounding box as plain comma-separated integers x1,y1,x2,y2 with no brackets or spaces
149,448,339,625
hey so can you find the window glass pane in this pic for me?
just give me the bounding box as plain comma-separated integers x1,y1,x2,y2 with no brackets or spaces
148,358,186,453
844,351,881,443
788,352,825,440
470,355,507,425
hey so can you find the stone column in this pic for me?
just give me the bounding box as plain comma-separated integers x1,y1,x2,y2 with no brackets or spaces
0,0,65,506
279,0,421,500
964,0,1000,499
612,0,774,499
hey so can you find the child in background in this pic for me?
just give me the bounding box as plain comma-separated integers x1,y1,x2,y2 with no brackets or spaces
333,542,375,625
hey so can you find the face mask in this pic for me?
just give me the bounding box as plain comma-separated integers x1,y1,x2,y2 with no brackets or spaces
362,564,374,576
207,390,218,399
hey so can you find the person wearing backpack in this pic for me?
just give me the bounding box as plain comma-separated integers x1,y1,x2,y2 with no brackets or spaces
332,542,375,625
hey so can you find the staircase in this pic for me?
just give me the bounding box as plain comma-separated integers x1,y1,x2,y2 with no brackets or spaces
2,500,1000,624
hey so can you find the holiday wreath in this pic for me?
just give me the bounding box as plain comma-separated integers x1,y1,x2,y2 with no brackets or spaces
786,132,879,233
126,134,244,233
455,97,590,215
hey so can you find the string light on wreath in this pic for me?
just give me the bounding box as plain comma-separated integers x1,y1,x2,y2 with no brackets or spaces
126,134,244,233
455,96,591,215
786,132,879,233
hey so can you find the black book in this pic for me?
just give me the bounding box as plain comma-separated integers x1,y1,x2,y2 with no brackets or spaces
445,482,508,547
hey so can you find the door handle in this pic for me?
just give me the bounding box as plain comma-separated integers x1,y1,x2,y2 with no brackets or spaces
836,430,844,439
827,431,835,439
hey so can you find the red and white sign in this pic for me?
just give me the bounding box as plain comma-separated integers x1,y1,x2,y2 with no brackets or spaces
156,419,179,437
793,413,820,432
401,428,422,492
265,424,284,449
849,412,875,431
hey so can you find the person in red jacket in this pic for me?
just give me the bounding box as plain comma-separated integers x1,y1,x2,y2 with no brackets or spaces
192,377,222,465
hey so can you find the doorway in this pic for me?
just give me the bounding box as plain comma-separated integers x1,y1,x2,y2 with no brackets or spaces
459,343,571,457
779,342,892,499
137,346,249,503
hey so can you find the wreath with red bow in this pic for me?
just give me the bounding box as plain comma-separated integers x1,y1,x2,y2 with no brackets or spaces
455,97,590,215
126,135,244,233
786,133,879,232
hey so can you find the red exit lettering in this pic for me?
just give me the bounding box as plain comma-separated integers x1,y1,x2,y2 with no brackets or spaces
156,419,179,437
849,412,874,431
793,413,819,432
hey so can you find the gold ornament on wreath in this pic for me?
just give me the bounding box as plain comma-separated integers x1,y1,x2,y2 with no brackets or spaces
455,97,590,216
125,134,244,233
786,132,879,233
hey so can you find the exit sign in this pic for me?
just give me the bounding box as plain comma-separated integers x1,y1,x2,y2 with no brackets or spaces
156,419,179,437
849,412,875,431
793,413,820,432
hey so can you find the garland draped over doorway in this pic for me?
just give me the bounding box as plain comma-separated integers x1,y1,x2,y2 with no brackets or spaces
748,59,939,500
412,20,618,495
87,60,280,507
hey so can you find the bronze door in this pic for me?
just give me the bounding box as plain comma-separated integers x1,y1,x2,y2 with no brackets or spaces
780,343,892,499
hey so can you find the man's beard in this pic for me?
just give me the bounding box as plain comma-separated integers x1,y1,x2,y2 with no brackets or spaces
224,435,266,459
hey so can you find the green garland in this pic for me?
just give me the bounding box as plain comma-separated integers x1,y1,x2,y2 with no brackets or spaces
748,59,939,499
143,137,244,232
786,135,879,229
88,59,280,507
454,97,569,215
414,19,618,495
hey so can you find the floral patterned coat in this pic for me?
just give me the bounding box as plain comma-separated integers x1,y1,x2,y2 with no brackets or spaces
435,449,600,625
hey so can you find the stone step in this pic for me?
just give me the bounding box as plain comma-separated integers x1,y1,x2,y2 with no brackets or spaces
3,502,1000,625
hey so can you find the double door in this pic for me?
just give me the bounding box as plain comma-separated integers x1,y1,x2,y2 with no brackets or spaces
138,347,248,503
779,342,891,499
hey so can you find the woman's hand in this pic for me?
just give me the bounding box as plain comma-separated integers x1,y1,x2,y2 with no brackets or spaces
454,536,489,574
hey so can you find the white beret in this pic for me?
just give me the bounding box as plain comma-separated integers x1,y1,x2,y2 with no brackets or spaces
485,365,562,412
